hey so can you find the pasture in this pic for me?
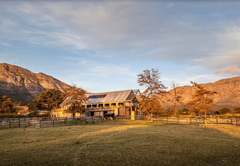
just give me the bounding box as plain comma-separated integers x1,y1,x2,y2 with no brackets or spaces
0,120,240,166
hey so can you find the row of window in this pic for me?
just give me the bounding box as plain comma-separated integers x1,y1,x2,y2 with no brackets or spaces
86,102,123,108
88,94,107,99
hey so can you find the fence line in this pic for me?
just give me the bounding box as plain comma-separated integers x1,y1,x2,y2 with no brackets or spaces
118,115,240,126
0,116,103,129
1,116,239,129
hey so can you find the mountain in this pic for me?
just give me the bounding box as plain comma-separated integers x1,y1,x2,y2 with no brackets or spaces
0,63,70,101
165,77,240,109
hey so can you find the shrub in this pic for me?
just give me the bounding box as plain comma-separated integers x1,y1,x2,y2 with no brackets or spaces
218,108,231,114
0,114,26,118
232,107,240,114
179,108,189,115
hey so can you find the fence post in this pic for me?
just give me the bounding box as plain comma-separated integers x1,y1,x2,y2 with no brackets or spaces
29,120,31,127
231,119,233,125
166,117,168,123
236,118,238,126
190,118,192,124
216,118,218,125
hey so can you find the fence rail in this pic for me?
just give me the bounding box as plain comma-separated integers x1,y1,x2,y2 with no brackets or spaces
0,116,103,129
118,115,240,126
1,116,239,129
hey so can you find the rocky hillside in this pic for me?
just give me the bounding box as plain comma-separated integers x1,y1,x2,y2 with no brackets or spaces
165,77,240,108
0,63,70,101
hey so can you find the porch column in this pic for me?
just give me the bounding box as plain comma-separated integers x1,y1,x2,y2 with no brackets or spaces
131,106,135,120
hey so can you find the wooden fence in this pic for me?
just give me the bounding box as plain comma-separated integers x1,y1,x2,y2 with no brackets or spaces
0,116,103,129
152,116,240,125
118,115,240,126
1,116,239,129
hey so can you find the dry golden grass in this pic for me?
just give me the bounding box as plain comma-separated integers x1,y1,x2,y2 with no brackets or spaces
210,124,240,138
0,120,240,166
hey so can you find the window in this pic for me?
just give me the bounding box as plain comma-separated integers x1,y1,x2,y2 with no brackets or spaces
88,94,107,99
105,103,109,107
87,105,91,108
118,103,123,106
111,103,116,106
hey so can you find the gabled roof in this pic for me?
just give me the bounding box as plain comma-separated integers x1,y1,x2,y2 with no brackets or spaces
60,96,72,107
60,89,139,108
85,90,133,104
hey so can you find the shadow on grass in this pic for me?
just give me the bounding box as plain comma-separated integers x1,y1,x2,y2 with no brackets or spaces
0,120,240,166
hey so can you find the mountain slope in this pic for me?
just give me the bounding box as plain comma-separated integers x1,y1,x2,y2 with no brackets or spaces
165,77,240,107
0,63,70,101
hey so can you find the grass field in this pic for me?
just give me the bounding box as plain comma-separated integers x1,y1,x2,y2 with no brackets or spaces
0,120,240,166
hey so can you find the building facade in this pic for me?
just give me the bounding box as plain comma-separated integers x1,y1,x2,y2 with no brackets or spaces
51,89,141,120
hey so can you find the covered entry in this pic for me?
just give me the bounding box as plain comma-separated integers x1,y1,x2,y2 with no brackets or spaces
89,109,115,119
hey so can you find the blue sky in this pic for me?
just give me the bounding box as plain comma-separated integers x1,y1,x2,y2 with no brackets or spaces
1,1,240,92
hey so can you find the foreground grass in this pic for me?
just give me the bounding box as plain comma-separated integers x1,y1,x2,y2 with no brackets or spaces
0,120,240,166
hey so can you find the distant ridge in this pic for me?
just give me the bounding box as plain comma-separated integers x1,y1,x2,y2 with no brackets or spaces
165,76,240,108
0,63,70,101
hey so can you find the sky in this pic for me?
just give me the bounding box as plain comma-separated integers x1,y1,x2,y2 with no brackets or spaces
1,1,240,92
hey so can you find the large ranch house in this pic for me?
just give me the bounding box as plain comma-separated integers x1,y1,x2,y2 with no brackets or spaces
51,89,141,120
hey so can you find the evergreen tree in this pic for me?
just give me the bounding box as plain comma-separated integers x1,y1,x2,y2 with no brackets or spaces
0,95,17,113
30,89,66,111
188,81,217,118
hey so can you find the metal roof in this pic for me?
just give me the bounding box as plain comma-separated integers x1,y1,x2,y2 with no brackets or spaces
85,90,133,104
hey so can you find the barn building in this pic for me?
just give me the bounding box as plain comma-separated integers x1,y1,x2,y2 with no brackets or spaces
51,89,141,120
84,89,140,120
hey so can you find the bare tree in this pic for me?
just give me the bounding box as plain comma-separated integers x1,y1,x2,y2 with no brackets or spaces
171,82,183,117
63,84,88,117
137,68,167,121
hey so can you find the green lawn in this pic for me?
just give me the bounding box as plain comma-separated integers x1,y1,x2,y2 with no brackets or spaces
0,120,240,166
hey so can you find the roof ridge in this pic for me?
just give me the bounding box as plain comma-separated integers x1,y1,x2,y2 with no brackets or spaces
87,89,133,95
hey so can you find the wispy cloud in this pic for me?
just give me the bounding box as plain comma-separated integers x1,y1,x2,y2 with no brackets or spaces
1,1,240,92
0,1,225,60
70,58,136,78
1,42,10,47
215,64,240,75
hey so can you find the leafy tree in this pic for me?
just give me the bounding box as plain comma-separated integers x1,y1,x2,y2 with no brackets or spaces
232,107,240,114
218,108,231,114
179,108,189,115
0,95,17,113
137,68,167,120
188,81,217,118
165,107,174,116
28,110,39,117
63,85,88,116
30,89,67,111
